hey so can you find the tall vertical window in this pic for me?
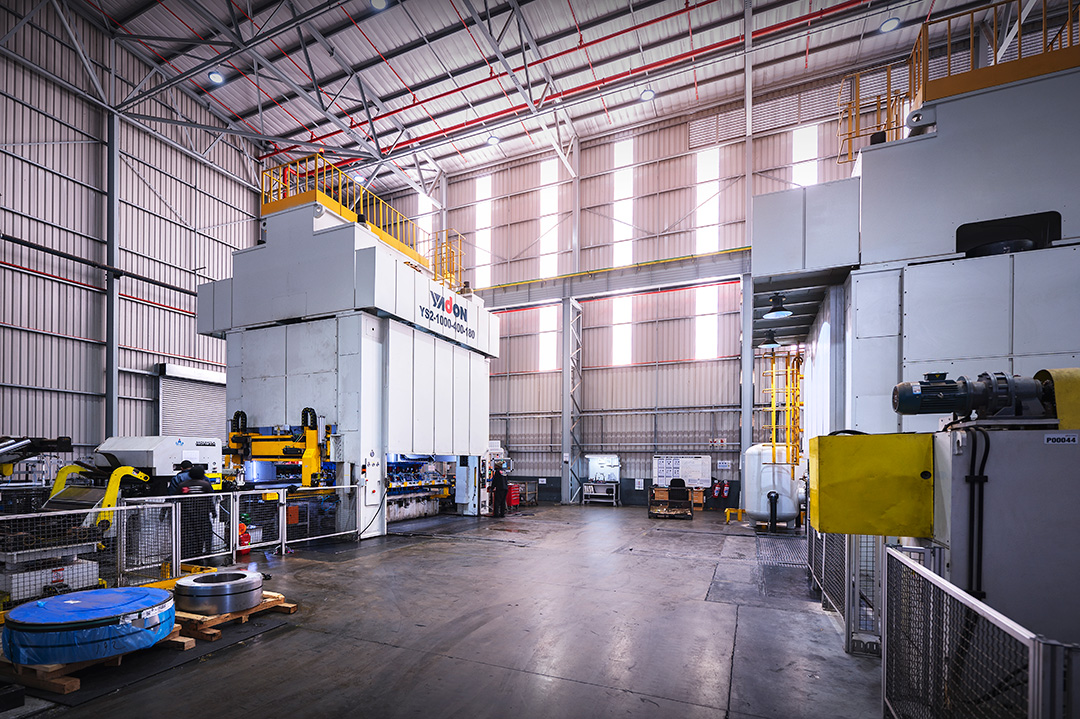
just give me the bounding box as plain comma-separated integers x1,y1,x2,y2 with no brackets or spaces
612,138,634,267
538,160,559,279
612,295,632,366
538,304,558,371
792,124,819,187
474,175,492,288
696,147,720,254
694,284,719,360
416,193,433,257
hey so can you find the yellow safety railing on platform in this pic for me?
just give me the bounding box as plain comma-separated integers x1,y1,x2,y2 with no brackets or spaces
763,352,804,467
836,63,910,163
260,153,430,267
430,229,465,291
911,0,1080,105
837,0,1079,162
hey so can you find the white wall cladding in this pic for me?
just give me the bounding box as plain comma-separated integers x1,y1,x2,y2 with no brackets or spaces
0,0,258,454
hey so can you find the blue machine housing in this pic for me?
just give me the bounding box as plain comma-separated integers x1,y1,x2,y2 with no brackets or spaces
2,587,174,665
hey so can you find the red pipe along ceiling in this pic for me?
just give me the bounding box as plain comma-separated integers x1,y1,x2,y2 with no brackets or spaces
264,0,871,165
258,0,722,160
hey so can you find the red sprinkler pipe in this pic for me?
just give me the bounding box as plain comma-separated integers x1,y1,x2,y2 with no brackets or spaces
386,0,873,154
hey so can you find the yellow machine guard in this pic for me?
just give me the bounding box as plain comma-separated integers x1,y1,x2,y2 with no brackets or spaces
809,434,934,536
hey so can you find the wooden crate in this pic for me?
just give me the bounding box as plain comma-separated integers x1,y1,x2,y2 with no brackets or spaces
0,624,193,695
175,591,298,642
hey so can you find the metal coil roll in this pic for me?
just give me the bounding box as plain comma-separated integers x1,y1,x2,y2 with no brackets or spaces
173,571,263,615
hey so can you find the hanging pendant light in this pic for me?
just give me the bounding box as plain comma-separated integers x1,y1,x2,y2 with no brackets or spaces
763,293,793,320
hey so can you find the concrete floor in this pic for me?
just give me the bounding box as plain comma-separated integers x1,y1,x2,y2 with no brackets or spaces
39,505,879,718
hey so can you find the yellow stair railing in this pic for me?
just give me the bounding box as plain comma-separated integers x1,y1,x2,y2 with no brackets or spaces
763,352,804,467
911,0,1080,106
837,0,1080,162
836,63,910,164
261,153,465,288
430,229,465,292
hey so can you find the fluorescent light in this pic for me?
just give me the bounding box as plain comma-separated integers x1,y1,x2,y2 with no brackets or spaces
759,330,782,349
879,17,901,33
486,135,501,146
639,88,656,102
207,70,225,84
371,0,389,9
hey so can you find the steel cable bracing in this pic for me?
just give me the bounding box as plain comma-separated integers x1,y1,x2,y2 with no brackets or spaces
79,0,278,144
449,0,535,145
686,0,700,100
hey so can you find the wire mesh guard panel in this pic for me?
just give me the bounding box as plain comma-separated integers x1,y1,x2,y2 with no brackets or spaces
884,553,1029,719
823,531,847,618
0,506,172,610
285,488,358,543
175,494,233,564
808,521,823,585
237,492,281,548
117,504,174,586
856,535,879,633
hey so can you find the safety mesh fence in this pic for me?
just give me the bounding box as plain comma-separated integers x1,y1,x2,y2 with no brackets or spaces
884,550,1031,719
0,505,174,610
822,530,846,618
235,490,282,550
285,487,359,543
856,535,880,633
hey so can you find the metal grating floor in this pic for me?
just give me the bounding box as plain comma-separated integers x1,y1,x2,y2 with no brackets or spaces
757,534,808,567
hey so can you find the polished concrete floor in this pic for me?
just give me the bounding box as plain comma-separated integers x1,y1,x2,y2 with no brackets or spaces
41,505,879,718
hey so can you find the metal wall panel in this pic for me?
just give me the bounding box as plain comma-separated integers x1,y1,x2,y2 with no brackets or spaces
0,0,259,454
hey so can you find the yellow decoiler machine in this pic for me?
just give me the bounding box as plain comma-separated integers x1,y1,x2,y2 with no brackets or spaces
197,158,500,538
810,368,1080,644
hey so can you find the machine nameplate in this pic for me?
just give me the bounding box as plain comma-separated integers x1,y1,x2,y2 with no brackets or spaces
1044,432,1078,445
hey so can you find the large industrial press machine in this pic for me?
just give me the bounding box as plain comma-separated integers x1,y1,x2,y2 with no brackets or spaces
810,367,1080,645
197,171,500,537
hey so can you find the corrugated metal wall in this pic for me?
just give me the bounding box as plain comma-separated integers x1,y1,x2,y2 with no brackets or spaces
377,69,855,488
0,1,258,455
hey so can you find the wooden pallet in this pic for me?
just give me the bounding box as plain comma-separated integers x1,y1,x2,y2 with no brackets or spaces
175,591,297,642
0,624,193,695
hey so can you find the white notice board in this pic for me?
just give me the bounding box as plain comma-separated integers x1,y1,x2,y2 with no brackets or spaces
651,455,711,488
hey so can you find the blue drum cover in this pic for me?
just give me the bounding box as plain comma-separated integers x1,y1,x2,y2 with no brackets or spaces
2,587,175,665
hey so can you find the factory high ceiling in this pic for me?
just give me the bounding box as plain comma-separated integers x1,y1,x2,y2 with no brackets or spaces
70,0,981,194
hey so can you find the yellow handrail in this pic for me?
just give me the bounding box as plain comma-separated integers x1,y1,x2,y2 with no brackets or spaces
837,0,1079,162
762,352,804,467
431,229,465,291
261,153,427,258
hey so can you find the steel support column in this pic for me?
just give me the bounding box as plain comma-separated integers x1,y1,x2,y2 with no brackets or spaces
105,111,120,439
570,135,581,274
560,297,583,504
739,0,754,504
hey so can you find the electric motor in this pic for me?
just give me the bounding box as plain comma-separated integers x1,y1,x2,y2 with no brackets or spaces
892,371,1052,419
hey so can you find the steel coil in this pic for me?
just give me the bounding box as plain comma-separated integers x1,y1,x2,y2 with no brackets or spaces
173,571,263,615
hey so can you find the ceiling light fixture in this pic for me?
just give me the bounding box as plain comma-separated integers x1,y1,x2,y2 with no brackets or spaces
371,0,389,10
207,70,225,84
879,17,901,33
759,330,782,349
763,293,793,320
486,135,501,146
639,88,656,102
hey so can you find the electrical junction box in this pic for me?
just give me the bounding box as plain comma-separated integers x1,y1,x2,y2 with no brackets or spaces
809,434,933,536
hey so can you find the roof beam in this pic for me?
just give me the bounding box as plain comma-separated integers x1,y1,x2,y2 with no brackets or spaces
116,0,352,111
461,0,576,177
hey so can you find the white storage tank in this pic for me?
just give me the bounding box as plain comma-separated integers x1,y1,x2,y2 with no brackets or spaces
744,444,802,523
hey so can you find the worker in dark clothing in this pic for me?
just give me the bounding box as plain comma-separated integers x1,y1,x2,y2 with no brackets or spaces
178,467,216,561
491,467,508,518
169,460,194,495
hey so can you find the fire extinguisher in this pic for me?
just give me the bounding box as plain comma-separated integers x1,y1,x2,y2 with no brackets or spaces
712,483,722,499
722,480,730,498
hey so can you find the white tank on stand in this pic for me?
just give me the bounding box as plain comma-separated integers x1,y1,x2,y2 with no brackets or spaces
744,444,802,524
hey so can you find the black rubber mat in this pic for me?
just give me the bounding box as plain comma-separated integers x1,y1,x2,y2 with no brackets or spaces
27,615,290,706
